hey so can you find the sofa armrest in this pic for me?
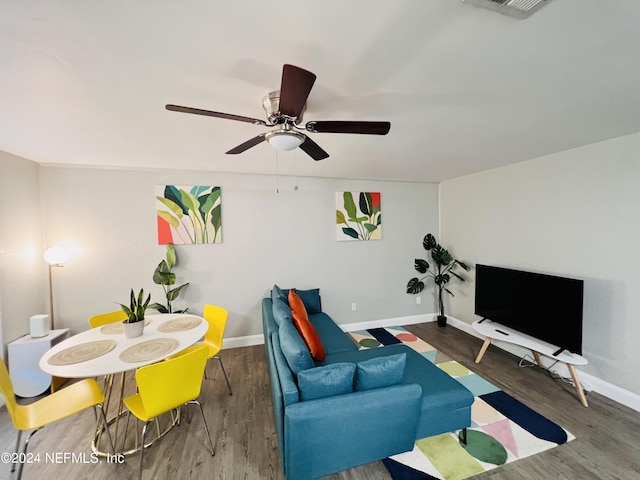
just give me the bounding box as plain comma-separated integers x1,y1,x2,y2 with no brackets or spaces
283,383,422,480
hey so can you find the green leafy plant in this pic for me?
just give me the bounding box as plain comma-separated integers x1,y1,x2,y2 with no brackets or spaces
336,192,381,240
149,243,189,314
406,233,470,325
118,288,151,323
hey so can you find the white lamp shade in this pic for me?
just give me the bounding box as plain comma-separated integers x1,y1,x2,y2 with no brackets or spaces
44,246,69,265
266,131,304,151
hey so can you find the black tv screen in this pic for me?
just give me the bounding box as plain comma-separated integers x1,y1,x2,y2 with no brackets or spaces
475,264,584,355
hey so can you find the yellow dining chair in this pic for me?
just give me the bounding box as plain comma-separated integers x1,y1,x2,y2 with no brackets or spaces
123,344,215,480
89,309,128,328
0,358,114,480
169,304,232,395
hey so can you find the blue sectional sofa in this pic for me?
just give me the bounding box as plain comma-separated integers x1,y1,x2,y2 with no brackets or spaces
262,286,474,480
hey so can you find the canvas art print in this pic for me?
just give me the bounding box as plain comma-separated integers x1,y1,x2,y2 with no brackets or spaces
156,185,221,245
336,191,382,241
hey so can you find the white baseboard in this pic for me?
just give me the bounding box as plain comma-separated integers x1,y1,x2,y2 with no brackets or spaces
339,313,435,333
229,313,640,413
224,334,264,349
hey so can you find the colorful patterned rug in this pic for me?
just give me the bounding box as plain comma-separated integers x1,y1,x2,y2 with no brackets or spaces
348,327,575,480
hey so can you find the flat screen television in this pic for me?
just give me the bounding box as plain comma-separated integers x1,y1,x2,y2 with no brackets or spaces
474,264,584,355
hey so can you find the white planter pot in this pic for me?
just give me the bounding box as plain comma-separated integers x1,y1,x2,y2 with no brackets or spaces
123,320,145,338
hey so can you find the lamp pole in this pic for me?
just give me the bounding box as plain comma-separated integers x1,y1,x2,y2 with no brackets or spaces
44,246,69,331
48,263,55,330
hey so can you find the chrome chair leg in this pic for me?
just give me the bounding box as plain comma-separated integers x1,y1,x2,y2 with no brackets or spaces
215,356,233,396
17,429,40,480
139,421,149,480
188,399,215,456
122,410,131,452
96,404,115,454
11,430,22,473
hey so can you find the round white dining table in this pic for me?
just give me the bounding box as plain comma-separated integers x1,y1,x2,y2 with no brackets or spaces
39,313,208,378
38,313,208,456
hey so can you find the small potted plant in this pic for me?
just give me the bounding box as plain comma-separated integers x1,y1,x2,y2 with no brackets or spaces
406,233,470,327
118,288,151,338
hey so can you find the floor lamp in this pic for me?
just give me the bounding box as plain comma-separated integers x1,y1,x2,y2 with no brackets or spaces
44,246,69,330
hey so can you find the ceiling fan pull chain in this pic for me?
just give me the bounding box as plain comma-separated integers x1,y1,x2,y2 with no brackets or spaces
275,150,280,194
293,149,299,191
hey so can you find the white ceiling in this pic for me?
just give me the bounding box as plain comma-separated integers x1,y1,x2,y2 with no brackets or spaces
1,1,639,183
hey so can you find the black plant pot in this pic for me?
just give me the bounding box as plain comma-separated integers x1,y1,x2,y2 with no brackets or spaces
437,315,447,327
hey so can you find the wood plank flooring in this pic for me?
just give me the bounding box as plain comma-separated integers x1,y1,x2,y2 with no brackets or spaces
1,322,639,479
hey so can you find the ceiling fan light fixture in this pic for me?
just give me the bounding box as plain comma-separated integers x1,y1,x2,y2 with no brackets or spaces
462,0,552,19
265,130,305,151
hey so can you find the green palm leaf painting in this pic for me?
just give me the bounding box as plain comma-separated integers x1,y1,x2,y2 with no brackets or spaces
156,185,222,244
336,192,382,241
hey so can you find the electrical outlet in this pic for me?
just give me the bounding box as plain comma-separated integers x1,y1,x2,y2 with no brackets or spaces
351,303,357,311
416,296,422,305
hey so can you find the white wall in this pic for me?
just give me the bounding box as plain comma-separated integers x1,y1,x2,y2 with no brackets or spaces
440,132,640,397
38,165,439,338
0,152,45,348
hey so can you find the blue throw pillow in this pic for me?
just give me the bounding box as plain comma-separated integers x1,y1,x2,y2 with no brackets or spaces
272,284,287,303
355,353,407,391
271,285,322,313
297,362,356,401
272,297,293,326
278,320,314,375
293,288,322,314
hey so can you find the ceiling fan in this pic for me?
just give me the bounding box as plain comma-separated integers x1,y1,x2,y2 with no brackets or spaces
165,64,391,161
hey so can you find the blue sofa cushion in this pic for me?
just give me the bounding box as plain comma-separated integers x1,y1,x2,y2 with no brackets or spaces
272,297,293,326
271,284,322,314
322,344,474,430
271,333,300,407
297,362,356,401
355,353,407,391
278,320,314,375
308,312,359,355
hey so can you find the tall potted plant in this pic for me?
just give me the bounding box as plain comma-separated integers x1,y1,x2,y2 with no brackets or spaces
118,288,151,338
149,243,189,314
406,233,470,327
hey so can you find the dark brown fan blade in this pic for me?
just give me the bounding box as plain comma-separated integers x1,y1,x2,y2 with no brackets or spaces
226,134,267,154
278,64,317,119
305,121,391,135
166,104,266,126
299,136,329,161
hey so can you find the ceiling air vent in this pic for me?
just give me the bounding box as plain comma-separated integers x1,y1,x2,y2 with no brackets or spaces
463,0,552,19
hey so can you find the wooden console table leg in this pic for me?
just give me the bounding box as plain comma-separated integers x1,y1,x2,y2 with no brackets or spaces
531,350,543,368
475,337,492,364
566,363,589,407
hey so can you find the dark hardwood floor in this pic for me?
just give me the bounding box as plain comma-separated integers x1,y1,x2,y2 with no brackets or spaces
1,322,639,479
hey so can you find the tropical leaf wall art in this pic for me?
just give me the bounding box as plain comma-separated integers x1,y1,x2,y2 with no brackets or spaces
336,192,382,241
156,185,222,245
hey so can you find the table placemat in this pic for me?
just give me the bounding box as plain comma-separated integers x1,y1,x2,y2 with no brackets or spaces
157,316,203,333
48,340,117,366
101,318,150,334
119,338,180,363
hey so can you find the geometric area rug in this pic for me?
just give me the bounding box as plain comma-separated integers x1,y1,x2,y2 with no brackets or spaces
348,326,575,480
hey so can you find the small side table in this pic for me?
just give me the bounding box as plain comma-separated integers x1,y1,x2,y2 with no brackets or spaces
8,328,70,397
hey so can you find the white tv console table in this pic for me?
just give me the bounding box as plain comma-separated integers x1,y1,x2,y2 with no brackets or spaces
472,319,589,407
